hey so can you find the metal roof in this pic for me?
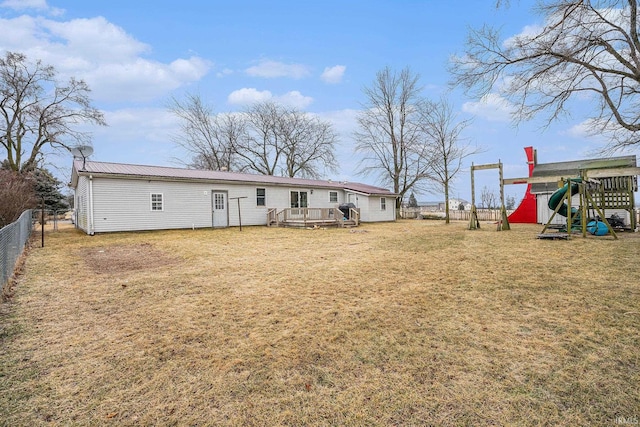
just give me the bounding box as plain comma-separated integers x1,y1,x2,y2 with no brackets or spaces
530,155,637,194
71,159,398,197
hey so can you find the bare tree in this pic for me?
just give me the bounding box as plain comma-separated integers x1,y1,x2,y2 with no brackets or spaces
234,101,285,175
355,67,434,210
450,0,640,152
0,52,105,173
481,186,498,209
168,93,242,171
236,101,338,178
278,109,338,178
170,96,338,178
419,97,477,224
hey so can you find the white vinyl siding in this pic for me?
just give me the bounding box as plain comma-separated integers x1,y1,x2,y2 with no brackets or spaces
363,196,396,222
87,178,295,232
91,179,212,232
74,176,90,233
75,175,396,233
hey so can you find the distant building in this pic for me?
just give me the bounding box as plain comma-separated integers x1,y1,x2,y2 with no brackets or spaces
417,201,440,212
447,198,471,211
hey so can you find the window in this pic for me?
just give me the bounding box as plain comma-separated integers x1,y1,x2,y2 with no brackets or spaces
380,197,386,211
329,191,338,203
214,193,225,210
151,193,163,211
256,188,266,206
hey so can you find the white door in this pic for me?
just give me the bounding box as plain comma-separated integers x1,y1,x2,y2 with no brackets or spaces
212,191,228,227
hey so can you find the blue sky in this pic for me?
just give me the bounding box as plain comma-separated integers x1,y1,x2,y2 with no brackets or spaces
2,0,638,203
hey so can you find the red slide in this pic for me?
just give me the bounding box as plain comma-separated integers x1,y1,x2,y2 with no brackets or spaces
507,146,538,223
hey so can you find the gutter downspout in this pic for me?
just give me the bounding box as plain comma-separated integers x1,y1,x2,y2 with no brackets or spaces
88,175,95,235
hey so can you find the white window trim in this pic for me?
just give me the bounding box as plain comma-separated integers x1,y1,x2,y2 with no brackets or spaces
380,197,386,211
257,188,266,207
329,191,338,203
290,190,308,208
151,193,164,211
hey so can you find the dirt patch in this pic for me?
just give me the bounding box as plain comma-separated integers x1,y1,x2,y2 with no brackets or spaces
82,243,178,274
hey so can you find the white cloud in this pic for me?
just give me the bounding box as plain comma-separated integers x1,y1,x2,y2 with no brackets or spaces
245,59,311,79
86,56,210,102
0,0,63,15
227,88,313,109
227,88,273,105
275,91,313,109
317,109,359,135
321,65,346,84
101,108,178,142
503,24,543,49
169,57,210,81
1,0,45,9
44,17,150,62
560,118,618,156
0,15,211,102
216,68,233,78
564,120,594,139
462,93,516,122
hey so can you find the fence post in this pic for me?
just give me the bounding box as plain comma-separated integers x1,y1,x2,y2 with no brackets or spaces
41,197,45,248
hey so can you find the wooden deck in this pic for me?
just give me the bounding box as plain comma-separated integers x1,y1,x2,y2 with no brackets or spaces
267,207,360,228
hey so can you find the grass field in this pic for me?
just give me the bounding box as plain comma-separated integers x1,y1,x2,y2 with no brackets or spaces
0,220,638,426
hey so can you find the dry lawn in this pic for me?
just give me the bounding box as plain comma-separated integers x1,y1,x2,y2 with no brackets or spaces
0,220,638,426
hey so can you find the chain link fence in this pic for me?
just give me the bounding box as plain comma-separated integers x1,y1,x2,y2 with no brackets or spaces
1,209,34,291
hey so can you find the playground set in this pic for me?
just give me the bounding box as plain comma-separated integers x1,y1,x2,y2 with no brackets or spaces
468,147,639,239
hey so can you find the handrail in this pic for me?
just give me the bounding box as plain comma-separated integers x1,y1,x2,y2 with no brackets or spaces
267,208,278,227
349,208,360,226
333,207,345,227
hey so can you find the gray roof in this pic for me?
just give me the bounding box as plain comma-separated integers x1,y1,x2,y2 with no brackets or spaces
531,155,637,194
71,159,397,197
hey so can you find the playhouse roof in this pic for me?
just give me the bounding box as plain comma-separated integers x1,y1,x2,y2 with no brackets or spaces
71,159,398,197
530,155,637,194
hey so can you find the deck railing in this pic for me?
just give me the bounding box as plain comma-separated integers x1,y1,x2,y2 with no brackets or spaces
349,208,360,226
267,207,359,227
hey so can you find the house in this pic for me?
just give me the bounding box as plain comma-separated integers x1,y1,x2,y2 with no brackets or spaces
417,201,440,212
70,160,398,234
447,198,471,211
